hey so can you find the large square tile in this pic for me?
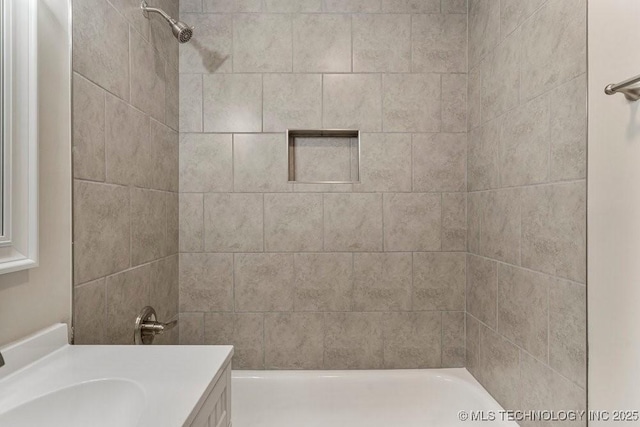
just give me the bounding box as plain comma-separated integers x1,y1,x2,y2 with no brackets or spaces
73,74,105,181
353,253,412,311
179,193,204,252
233,134,291,192
264,194,323,252
73,0,129,100
74,181,130,285
412,14,467,73
353,14,411,72
383,193,441,251
130,188,166,266
413,252,466,311
325,313,384,369
324,194,383,251
235,254,295,312
498,264,549,361
294,253,353,311
521,182,586,283
204,313,264,369
412,133,467,192
323,74,382,132
204,193,264,252
180,133,233,192
179,253,233,312
293,14,351,72
354,133,412,193
521,0,586,100
233,14,292,72
383,74,441,132
203,74,262,132
264,313,324,369
383,312,442,368
263,74,322,132
466,254,498,328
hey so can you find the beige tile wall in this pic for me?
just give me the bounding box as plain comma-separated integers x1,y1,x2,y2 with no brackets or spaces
72,0,180,345
69,2,588,408
466,0,587,418
178,0,469,369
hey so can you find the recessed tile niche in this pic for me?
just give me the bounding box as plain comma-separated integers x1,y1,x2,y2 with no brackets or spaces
287,129,360,184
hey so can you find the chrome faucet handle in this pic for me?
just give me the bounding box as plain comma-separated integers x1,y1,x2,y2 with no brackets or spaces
140,319,177,334
134,306,178,345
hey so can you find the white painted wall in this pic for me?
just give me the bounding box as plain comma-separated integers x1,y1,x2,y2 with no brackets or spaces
0,0,71,346
588,0,640,419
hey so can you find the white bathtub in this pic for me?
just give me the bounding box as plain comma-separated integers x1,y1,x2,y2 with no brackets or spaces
232,369,518,427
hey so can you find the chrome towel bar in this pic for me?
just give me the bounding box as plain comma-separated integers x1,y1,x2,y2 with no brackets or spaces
605,73,640,101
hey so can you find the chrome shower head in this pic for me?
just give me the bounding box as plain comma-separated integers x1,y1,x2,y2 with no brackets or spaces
141,1,194,44
170,20,193,43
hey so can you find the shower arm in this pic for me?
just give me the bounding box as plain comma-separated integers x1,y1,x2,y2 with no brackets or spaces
141,0,175,23
140,0,194,43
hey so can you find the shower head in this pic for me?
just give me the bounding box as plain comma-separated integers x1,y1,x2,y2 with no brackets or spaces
141,1,194,43
171,20,193,43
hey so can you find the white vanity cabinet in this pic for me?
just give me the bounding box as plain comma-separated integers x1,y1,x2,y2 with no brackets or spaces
189,363,232,427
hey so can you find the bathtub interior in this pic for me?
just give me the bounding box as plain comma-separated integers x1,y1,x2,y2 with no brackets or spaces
232,368,517,427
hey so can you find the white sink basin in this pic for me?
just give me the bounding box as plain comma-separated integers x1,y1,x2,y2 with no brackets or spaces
0,379,145,427
0,324,233,426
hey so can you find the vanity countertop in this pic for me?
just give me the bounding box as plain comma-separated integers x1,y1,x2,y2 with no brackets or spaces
0,324,233,427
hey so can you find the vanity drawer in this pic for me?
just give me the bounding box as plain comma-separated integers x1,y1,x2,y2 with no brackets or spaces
189,363,232,427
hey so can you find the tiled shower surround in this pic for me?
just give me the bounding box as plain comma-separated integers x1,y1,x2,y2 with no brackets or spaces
70,0,588,417
72,0,180,345
177,0,470,370
466,0,587,417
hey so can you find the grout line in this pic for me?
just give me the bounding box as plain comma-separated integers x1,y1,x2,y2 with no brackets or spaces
547,95,552,181
129,185,133,269
440,193,444,251
381,193,385,251
321,74,325,126
231,14,235,72
410,134,414,192
409,14,413,73
495,263,500,333
201,193,206,251
103,86,109,183
468,178,587,194
321,193,326,250
439,73,443,132
518,190,522,266
350,252,355,311
350,14,354,72
175,308,468,314
380,74,385,132
200,74,205,132
322,312,327,369
76,252,179,290
547,279,550,365
440,311,444,366
410,252,414,311
469,250,586,286
231,134,236,191
289,12,294,71
179,71,476,75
